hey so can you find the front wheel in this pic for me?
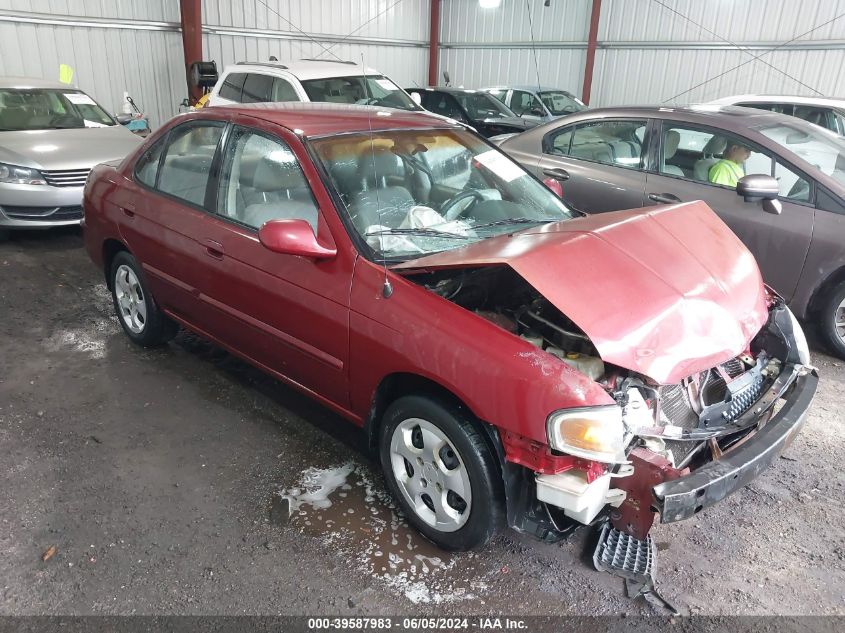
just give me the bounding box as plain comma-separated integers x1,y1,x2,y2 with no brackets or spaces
379,395,504,551
110,251,177,347
819,281,845,359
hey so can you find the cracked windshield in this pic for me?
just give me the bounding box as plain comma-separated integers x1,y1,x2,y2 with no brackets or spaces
311,128,574,260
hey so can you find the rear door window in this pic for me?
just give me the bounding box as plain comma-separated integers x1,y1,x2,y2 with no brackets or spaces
155,122,225,207
567,120,647,169
218,73,247,101
271,78,299,102
241,73,274,103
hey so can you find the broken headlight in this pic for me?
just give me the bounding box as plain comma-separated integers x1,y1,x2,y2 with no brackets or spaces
546,405,628,464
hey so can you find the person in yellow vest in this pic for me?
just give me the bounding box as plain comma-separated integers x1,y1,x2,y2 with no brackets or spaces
709,141,751,187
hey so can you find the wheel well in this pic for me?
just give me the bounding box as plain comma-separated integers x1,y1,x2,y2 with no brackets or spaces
102,239,129,289
364,373,502,462
807,266,845,318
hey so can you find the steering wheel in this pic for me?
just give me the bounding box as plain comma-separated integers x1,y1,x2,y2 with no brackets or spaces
442,189,486,221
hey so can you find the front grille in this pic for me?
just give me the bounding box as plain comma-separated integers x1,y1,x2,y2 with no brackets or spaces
41,168,91,187
2,205,83,220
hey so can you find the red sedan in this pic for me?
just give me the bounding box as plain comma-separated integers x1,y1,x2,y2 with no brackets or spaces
82,103,816,560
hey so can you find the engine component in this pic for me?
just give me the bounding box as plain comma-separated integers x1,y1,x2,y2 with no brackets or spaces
547,348,605,381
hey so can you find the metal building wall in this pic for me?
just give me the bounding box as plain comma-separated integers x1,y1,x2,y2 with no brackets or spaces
0,0,430,129
439,0,845,106
439,0,590,92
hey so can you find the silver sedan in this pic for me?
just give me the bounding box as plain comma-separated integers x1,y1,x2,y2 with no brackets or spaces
0,77,141,237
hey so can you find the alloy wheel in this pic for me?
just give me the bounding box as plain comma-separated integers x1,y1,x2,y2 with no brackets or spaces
114,264,147,334
389,417,472,532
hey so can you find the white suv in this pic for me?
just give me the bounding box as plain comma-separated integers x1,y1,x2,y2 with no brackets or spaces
206,59,422,111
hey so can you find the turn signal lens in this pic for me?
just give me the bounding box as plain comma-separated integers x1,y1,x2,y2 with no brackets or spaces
547,405,628,464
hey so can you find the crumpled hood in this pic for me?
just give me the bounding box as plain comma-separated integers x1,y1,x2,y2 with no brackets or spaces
394,202,769,385
0,126,141,170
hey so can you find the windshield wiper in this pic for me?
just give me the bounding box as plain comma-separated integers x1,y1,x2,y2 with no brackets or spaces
471,217,559,230
366,227,470,240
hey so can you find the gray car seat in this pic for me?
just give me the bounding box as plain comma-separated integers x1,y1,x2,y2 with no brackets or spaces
693,136,727,182
243,156,318,231
661,130,685,176
347,149,415,233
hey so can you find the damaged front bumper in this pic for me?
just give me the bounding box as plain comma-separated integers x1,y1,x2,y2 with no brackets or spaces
653,366,817,522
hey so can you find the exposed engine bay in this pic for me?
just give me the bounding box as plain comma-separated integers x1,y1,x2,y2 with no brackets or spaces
404,264,810,539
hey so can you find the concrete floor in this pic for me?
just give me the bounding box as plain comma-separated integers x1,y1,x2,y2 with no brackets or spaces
1,227,843,616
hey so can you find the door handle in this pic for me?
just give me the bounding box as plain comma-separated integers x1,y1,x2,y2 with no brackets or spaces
543,167,570,181
203,238,224,260
120,206,135,218
648,192,682,204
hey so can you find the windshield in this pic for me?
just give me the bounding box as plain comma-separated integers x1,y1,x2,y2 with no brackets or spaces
452,92,516,120
538,91,585,116
0,88,115,131
757,121,845,184
300,75,420,111
310,128,574,261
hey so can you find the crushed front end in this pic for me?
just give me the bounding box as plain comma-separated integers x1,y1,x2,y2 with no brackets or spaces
608,298,817,539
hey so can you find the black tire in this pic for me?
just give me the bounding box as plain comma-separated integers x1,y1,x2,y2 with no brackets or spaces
110,251,178,347
0,229,9,243
379,395,504,551
819,281,845,359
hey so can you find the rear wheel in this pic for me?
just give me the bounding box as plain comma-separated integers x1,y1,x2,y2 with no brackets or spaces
0,229,9,243
379,395,504,551
110,251,177,347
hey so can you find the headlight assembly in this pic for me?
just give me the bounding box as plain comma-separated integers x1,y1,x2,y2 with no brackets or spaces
0,162,46,185
546,405,628,464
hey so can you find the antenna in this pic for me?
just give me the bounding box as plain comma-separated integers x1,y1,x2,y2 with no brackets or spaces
525,0,542,97
361,53,393,299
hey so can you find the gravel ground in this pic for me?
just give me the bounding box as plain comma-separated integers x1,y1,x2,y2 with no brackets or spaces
0,227,843,616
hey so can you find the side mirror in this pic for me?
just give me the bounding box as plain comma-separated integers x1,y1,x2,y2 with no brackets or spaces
410,92,422,105
736,174,781,215
543,177,564,198
258,219,336,259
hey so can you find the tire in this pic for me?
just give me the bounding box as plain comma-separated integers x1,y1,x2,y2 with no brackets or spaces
110,251,178,347
819,281,845,359
379,395,504,551
0,229,9,243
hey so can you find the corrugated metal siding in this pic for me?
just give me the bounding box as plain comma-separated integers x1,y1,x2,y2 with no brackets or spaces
440,0,845,106
441,0,590,44
439,0,588,94
0,0,429,128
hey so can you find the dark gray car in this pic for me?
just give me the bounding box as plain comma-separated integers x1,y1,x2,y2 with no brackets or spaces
499,105,845,358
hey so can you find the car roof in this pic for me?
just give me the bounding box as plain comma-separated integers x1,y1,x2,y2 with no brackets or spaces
709,94,845,109
0,76,77,90
406,87,491,95
208,101,461,137
558,103,820,132
223,59,381,81
484,85,573,94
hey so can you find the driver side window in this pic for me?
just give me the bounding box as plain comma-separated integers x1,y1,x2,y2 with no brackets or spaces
217,127,319,232
511,91,543,116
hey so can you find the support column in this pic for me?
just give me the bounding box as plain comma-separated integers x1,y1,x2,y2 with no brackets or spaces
428,0,441,86
581,0,602,105
180,0,203,104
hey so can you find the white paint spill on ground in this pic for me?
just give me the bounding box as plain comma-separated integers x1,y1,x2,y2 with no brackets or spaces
43,285,119,360
279,463,489,604
44,316,117,360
